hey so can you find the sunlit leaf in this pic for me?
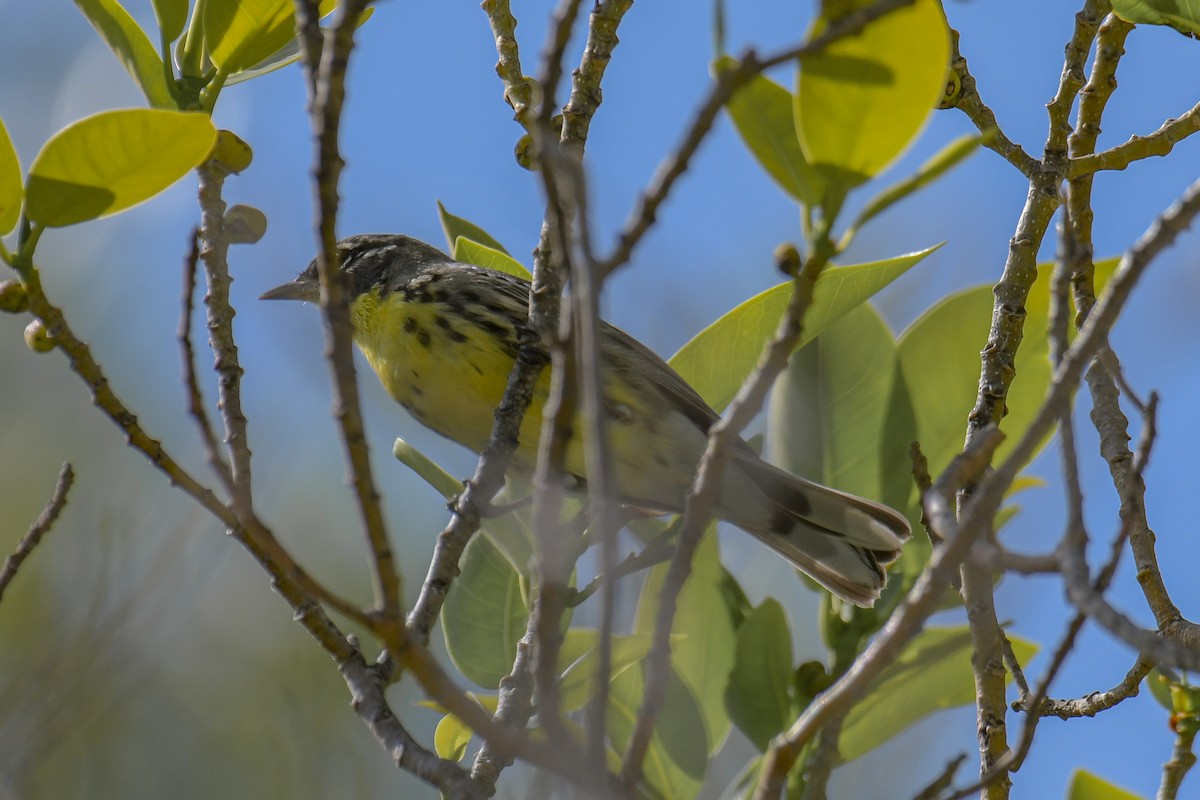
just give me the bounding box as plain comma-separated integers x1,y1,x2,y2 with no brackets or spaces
840,626,1037,760
1113,0,1200,36
635,526,735,752
0,118,22,236
716,55,822,206
225,6,374,85
72,0,174,108
670,245,937,413
796,0,950,190
768,302,900,500
454,236,532,280
440,534,528,689
437,200,510,254
1068,769,1146,800
433,694,499,762
897,258,1119,481
152,0,189,42
205,0,337,75
25,109,216,228
725,599,793,751
558,629,657,712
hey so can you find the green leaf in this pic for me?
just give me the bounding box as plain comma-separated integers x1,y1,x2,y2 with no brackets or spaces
839,626,1037,761
669,245,938,413
607,664,709,798
716,55,822,206
25,109,216,228
433,694,499,762
768,302,900,500
1068,769,1146,800
842,132,987,246
440,534,528,690
1147,668,1175,711
72,0,175,108
897,258,1119,482
558,629,657,712
205,0,336,76
796,0,950,190
0,118,22,236
437,200,510,255
454,236,532,280
434,712,473,761
725,599,794,752
152,0,189,43
1113,0,1200,37
634,526,735,752
225,6,374,85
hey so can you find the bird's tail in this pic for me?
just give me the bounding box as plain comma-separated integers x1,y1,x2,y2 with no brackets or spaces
728,454,912,607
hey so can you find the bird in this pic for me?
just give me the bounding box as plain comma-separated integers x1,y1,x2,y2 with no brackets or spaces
261,233,911,606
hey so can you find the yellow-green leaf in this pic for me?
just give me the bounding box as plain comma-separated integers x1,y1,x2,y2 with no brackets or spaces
717,55,822,206
670,245,937,413
897,258,1120,481
840,626,1037,760
433,694,499,762
152,0,189,43
724,599,794,752
454,236,531,280
607,664,708,798
1113,0,1200,37
1068,769,1146,800
205,0,336,75
437,200,510,255
25,109,216,228
73,0,175,108
440,534,528,690
634,526,735,752
557,629,657,712
0,118,22,236
796,0,950,189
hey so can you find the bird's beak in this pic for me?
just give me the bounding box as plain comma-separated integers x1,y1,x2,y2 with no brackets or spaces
260,279,319,302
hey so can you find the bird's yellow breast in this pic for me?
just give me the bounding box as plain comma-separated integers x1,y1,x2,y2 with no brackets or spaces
348,287,706,504
349,288,544,461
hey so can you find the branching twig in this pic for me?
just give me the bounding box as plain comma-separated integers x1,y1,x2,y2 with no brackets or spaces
195,162,255,508
178,227,235,496
0,463,74,604
1070,102,1200,178
339,643,485,800
944,30,1038,177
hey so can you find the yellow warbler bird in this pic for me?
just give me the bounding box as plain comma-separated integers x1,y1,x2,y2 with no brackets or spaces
262,234,910,606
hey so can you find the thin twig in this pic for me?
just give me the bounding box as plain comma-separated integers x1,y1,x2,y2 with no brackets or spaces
632,241,826,789
293,0,402,618
470,618,538,791
177,227,235,496
0,463,74,604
